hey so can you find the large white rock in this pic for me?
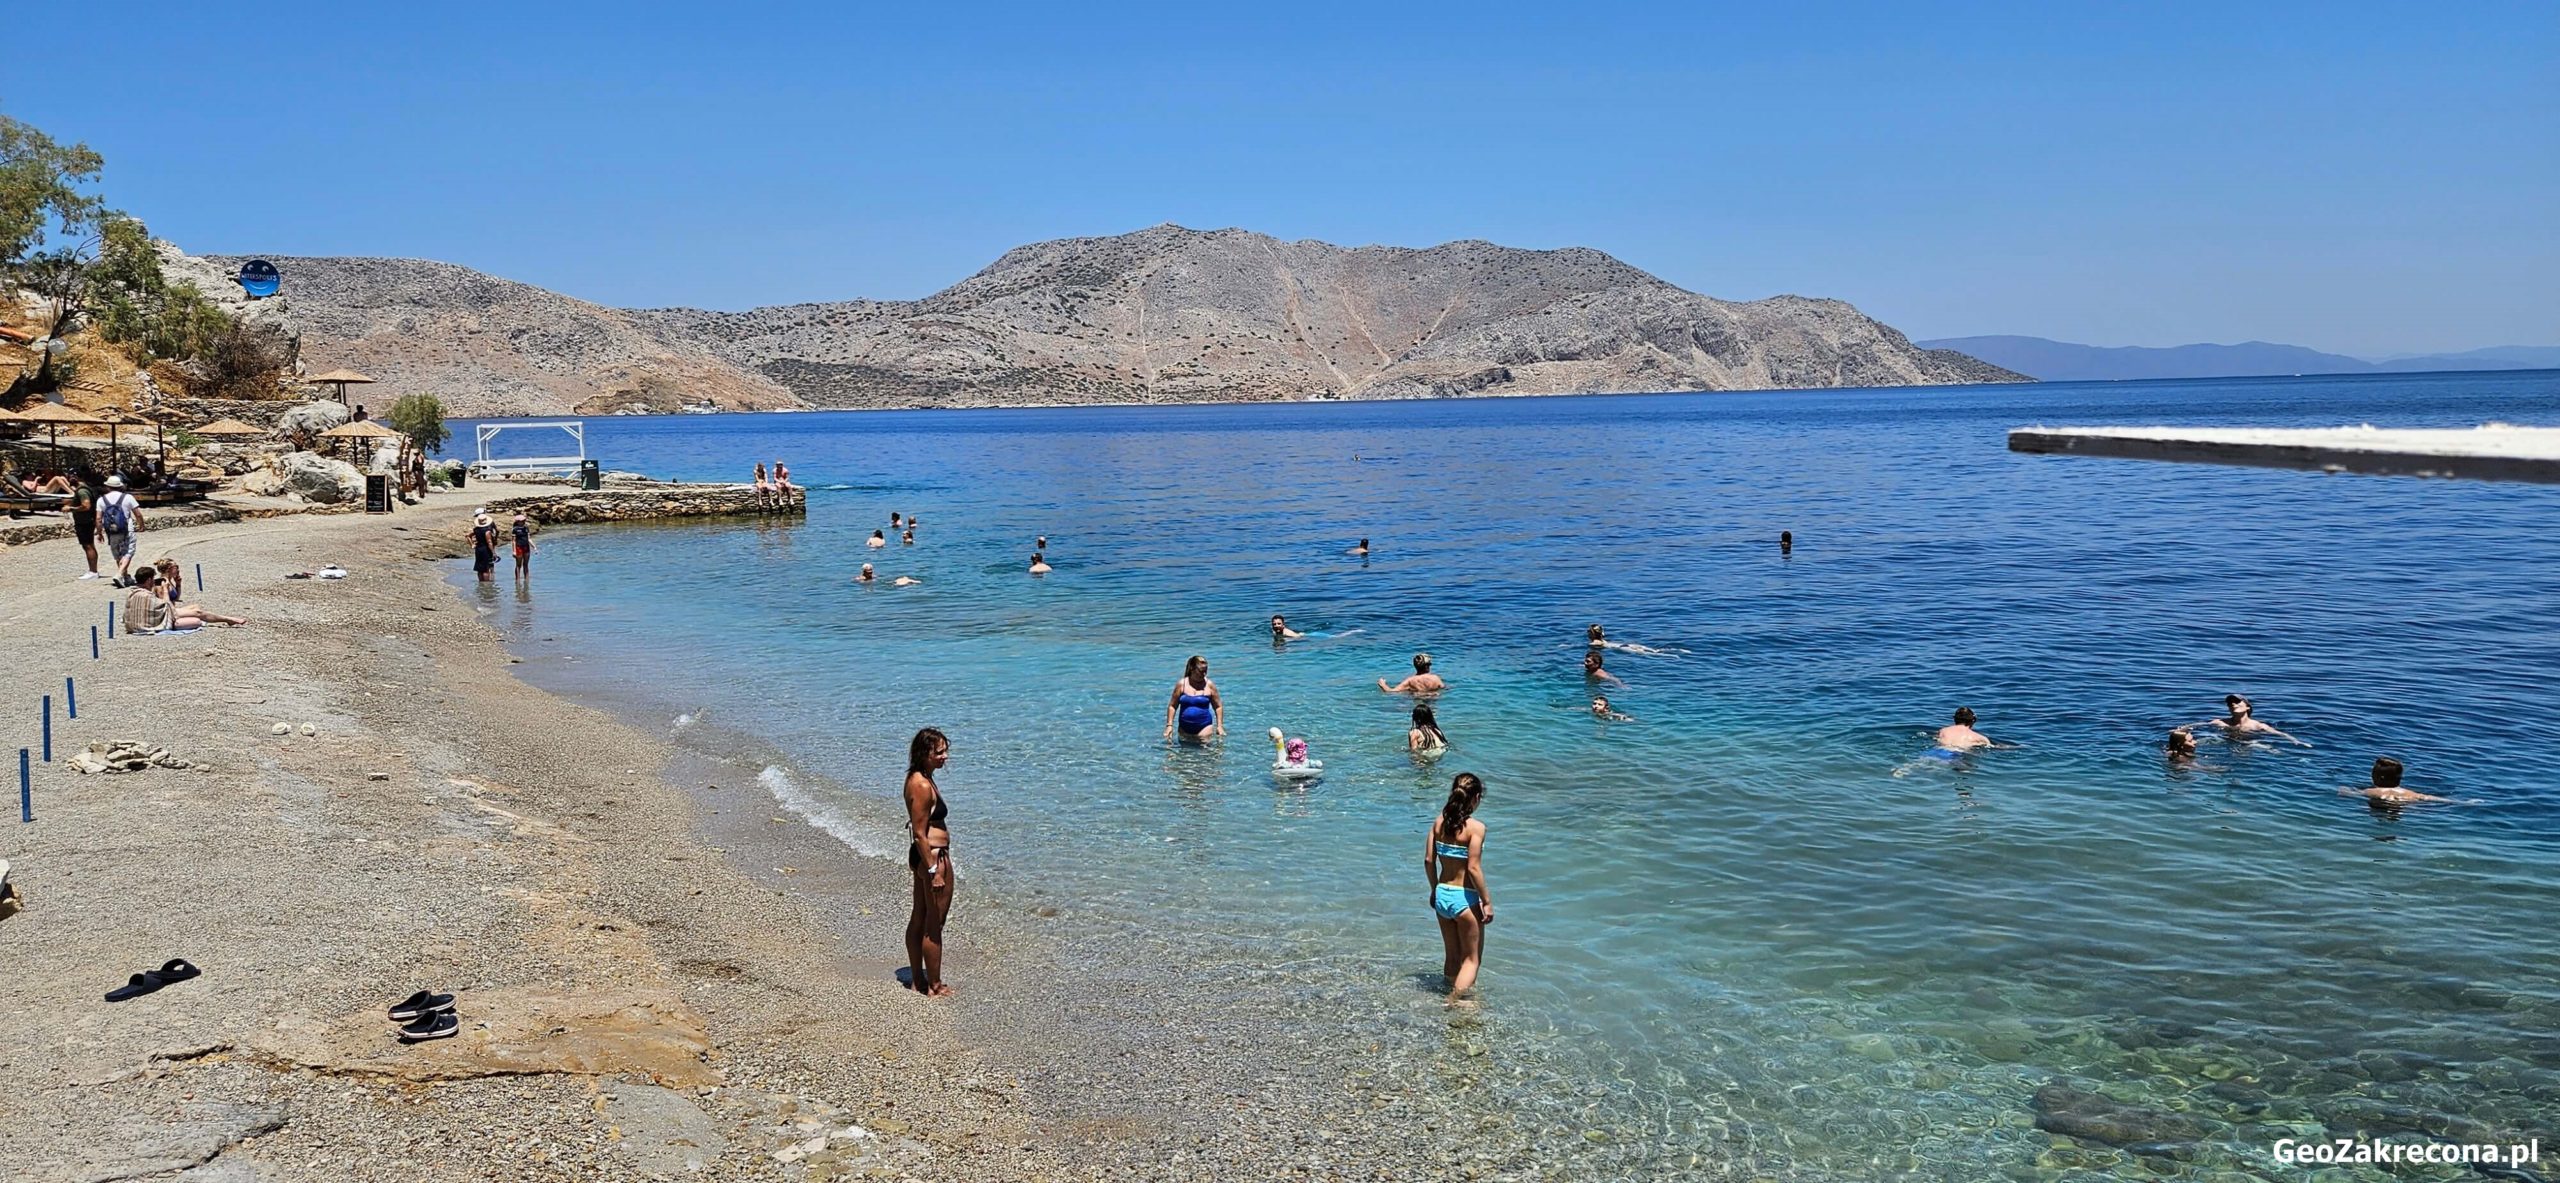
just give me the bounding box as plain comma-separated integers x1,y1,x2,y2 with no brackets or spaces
276,451,363,504
277,401,350,440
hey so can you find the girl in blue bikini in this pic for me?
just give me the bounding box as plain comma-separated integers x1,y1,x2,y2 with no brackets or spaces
1424,772,1493,1000
1162,655,1225,742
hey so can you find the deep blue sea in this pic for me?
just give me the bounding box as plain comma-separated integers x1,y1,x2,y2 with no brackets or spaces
449,372,2560,1180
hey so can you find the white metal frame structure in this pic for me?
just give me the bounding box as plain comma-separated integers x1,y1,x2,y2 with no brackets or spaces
471,421,587,478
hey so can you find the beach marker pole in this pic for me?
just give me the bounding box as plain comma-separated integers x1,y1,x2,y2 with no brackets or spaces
91,626,100,659
106,601,116,639
18,749,28,822
196,562,205,592
66,677,76,720
41,695,52,763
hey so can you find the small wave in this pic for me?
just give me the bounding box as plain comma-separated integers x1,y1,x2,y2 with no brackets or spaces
757,764,895,859
673,711,698,729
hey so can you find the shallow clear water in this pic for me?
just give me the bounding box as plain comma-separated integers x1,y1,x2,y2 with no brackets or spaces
453,372,2560,1180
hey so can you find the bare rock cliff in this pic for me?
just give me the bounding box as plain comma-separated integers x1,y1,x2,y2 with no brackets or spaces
218,226,2019,415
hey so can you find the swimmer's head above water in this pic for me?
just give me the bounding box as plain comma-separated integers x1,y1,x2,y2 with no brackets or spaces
1953,707,1976,726
2167,728,2197,758
2372,756,2404,787
1591,696,1610,715
1412,652,1433,674
2225,694,2253,720
858,563,875,582
1588,624,1605,645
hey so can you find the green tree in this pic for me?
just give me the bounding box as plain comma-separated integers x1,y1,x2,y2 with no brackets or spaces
0,112,104,269
388,393,449,454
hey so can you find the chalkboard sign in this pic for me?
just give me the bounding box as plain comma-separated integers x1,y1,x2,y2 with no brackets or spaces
365,473,391,514
237,260,281,299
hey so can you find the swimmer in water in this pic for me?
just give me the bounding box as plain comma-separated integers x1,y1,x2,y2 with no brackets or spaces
1780,530,1792,554
1164,655,1225,742
868,530,887,549
2190,695,2310,747
892,575,922,587
1270,614,1304,642
891,512,902,529
1582,651,1625,686
2166,728,2198,763
1028,552,1051,574
1379,653,1445,695
902,528,916,546
1591,696,1633,722
1409,704,1449,755
1588,625,1676,657
856,563,876,584
1348,537,1370,556
1935,707,2007,751
2339,756,2450,805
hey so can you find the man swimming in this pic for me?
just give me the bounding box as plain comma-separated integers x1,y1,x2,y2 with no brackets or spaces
1935,707,2002,751
1591,696,1633,722
1028,552,1051,574
2340,757,2449,805
1271,614,1304,641
857,564,876,584
1348,537,1370,556
2189,695,2310,746
1379,653,1444,694
868,530,887,549
1582,651,1624,686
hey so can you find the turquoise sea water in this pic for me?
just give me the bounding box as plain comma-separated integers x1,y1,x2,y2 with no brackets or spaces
453,372,2559,1180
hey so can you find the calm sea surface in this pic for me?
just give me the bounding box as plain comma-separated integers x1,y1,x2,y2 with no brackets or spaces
450,372,2560,1180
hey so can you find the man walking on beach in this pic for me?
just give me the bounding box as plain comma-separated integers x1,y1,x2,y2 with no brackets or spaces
97,476,145,586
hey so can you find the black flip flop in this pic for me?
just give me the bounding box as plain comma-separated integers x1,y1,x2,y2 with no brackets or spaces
158,958,201,984
387,990,455,1022
105,959,202,1002
397,1011,459,1043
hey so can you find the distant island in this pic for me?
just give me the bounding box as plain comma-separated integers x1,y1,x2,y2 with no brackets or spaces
1919,335,2560,383
207,225,2021,417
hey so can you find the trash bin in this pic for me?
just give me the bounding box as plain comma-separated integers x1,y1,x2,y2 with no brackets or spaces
450,464,467,490
579,459,601,491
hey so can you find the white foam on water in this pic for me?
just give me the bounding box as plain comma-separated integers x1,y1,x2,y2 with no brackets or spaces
756,763,895,859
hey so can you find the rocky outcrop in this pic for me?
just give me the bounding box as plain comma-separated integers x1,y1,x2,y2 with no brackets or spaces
275,400,349,439
480,483,802,523
275,451,363,504
215,226,2025,416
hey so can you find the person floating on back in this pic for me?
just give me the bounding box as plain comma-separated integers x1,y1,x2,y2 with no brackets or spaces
2340,757,2450,806
2190,695,2310,747
1379,652,1444,694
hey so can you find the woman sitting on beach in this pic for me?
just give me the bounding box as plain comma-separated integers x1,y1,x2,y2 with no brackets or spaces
2189,695,2310,747
1408,704,1449,756
903,728,957,996
1164,655,1224,742
123,567,243,632
1424,772,1493,1001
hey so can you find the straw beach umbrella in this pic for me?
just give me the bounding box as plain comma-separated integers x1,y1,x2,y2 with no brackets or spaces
14,401,104,470
308,368,376,407
319,418,403,467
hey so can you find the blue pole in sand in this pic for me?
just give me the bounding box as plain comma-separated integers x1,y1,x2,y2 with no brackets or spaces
91,625,100,659
40,695,51,763
18,748,28,822
196,562,205,592
106,600,116,639
67,677,77,719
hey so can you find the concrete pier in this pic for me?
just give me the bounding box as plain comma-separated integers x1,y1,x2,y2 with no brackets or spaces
2007,424,2560,484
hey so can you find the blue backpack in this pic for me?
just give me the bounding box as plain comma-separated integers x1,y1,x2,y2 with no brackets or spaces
99,493,129,533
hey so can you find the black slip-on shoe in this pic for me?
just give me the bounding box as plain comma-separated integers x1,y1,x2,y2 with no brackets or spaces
397,1012,459,1043
387,990,456,1022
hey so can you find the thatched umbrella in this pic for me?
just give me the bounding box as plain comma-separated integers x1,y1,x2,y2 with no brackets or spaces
193,418,265,439
319,418,403,468
98,409,161,475
308,368,376,407
14,401,105,471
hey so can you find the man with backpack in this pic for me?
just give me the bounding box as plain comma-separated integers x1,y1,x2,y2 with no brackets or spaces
97,475,145,586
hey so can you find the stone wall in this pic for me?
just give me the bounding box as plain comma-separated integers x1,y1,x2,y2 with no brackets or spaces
0,500,352,549
158,398,303,432
479,483,803,524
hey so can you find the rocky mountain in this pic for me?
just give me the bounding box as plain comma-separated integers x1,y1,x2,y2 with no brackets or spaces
224,226,2021,416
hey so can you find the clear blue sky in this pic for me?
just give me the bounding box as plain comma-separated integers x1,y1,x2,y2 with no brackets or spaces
20,1,2556,355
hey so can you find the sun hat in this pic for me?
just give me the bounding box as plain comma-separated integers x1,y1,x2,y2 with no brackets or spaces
105,475,125,488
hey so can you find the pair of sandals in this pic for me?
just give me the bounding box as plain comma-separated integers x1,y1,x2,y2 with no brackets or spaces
389,989,459,1042
105,959,201,1002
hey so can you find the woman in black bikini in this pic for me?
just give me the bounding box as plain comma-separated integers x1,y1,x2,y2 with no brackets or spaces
903,728,956,996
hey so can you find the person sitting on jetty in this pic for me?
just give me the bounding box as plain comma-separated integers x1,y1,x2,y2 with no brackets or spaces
752,463,770,507
857,563,876,584
1379,653,1444,694
868,530,887,549
1935,707,2005,751
1270,614,1304,642
1165,655,1225,742
1592,696,1633,722
2189,695,2310,746
1582,650,1625,686
772,461,793,494
2341,757,2449,805
1028,552,1051,574
124,567,243,632
1409,704,1449,755
1424,772,1493,1002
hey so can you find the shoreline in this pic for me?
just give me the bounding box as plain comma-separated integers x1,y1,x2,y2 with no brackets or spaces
0,496,1575,1181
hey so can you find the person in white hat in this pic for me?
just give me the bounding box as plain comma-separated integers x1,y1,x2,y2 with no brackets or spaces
468,510,499,582
97,475,145,586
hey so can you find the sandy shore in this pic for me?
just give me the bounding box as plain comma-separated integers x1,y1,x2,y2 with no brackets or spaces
0,493,1542,1182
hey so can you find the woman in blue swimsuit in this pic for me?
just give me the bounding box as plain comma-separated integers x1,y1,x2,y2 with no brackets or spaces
1424,772,1493,1000
1163,655,1225,742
